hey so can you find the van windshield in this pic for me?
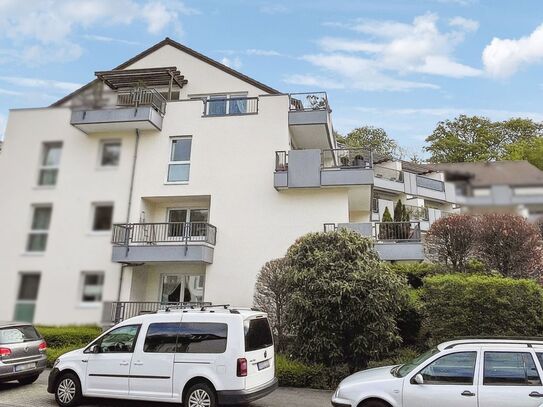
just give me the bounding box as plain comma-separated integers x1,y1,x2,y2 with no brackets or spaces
0,326,41,344
244,318,273,352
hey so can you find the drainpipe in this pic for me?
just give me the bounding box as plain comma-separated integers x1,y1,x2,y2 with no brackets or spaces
117,128,141,302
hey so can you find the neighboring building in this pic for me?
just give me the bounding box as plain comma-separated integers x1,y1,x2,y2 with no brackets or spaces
0,140,3,153
429,161,543,221
0,38,457,326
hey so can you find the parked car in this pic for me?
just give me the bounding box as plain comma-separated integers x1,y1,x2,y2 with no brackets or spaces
48,306,278,407
332,338,543,407
0,321,47,385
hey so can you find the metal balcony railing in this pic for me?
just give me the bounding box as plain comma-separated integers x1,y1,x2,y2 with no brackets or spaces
275,151,288,171
405,205,430,221
289,92,330,112
416,175,445,192
321,148,373,169
374,221,421,242
112,222,217,246
102,301,211,325
374,165,404,182
202,97,258,116
117,87,167,116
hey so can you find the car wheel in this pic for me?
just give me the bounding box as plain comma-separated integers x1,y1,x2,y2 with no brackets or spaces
18,374,40,385
54,372,82,407
184,382,217,407
360,400,390,407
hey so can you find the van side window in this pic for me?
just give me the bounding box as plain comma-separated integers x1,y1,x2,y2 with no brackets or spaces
177,323,227,354
244,318,273,352
144,323,179,353
93,325,140,353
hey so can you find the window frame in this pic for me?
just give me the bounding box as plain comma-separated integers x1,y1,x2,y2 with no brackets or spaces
411,351,478,386
97,139,121,168
13,272,41,323
482,351,542,387
37,142,62,187
90,202,114,232
79,271,105,305
165,136,192,184
26,204,52,253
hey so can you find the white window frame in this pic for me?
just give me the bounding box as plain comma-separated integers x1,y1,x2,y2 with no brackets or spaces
37,142,62,187
26,204,52,253
202,92,248,116
158,273,205,303
90,202,114,233
79,271,105,306
165,136,192,184
14,272,41,322
97,139,121,169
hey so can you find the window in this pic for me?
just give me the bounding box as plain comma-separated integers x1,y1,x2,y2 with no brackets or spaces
167,137,192,182
26,206,52,252
90,325,139,353
80,272,104,303
167,208,208,238
207,95,227,116
244,318,273,352
38,142,62,186
160,274,205,303
417,352,477,385
99,140,121,167
177,323,228,354
0,326,40,344
484,352,542,386
204,94,249,116
144,323,179,353
13,273,41,322
92,204,113,231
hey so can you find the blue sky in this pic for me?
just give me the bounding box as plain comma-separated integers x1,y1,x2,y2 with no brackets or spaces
2,0,543,156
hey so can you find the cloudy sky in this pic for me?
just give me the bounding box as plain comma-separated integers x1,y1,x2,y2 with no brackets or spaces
1,0,543,154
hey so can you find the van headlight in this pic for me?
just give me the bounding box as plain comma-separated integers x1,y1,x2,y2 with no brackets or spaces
334,387,341,398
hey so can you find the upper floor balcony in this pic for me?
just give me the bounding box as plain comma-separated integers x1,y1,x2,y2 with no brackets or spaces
288,92,334,149
111,221,217,264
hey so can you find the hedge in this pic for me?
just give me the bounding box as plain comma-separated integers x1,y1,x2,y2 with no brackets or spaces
422,274,543,343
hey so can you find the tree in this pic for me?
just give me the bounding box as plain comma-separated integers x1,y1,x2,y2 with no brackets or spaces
499,117,543,144
284,229,408,372
425,215,478,271
379,206,394,240
476,214,543,279
337,126,399,159
504,136,543,171
253,258,291,352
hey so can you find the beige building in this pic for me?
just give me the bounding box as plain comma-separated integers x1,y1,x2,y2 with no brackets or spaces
0,38,457,326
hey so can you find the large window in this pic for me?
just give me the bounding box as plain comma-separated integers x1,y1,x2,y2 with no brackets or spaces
204,94,248,116
484,352,542,386
244,318,273,352
143,322,227,354
13,273,41,322
417,352,477,385
26,205,52,252
99,140,121,167
90,325,140,353
80,272,104,303
144,323,179,353
38,142,62,186
92,204,114,231
160,274,205,303
167,208,209,238
167,137,192,183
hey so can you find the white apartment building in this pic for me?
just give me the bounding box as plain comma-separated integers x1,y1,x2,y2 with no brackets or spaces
0,38,457,326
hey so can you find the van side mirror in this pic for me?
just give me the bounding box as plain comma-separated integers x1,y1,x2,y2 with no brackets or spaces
89,344,100,354
413,374,424,385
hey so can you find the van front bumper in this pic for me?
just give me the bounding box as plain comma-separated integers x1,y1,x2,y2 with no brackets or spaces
217,378,279,405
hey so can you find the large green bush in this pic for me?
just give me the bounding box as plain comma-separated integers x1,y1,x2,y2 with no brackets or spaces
285,229,408,371
422,274,543,343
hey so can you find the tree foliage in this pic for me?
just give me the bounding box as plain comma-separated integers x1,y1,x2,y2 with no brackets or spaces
337,126,399,159
425,215,478,271
285,229,408,371
253,258,291,352
503,136,543,170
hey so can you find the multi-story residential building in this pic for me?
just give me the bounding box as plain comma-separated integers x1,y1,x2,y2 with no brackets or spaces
429,161,543,221
0,38,457,326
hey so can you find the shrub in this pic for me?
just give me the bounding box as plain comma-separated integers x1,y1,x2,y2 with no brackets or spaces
477,213,543,279
285,229,408,372
389,262,445,288
253,258,291,352
366,348,419,369
421,274,543,343
37,325,101,348
275,355,349,390
425,215,478,271
397,290,425,348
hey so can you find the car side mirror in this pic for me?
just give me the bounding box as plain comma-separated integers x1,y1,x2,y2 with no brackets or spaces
89,344,100,354
413,374,424,385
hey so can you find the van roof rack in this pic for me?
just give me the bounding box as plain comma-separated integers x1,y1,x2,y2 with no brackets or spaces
200,304,230,311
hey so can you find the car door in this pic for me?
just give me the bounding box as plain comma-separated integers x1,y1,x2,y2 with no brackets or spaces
403,350,479,407
478,350,543,407
85,324,140,397
128,319,179,400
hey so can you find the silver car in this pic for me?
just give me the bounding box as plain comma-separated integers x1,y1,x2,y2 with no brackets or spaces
0,322,47,384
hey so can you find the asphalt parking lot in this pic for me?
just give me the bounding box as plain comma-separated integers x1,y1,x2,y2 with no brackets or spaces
0,371,333,407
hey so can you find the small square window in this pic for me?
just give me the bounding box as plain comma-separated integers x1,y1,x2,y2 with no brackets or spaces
81,273,104,302
92,205,114,231
100,141,121,167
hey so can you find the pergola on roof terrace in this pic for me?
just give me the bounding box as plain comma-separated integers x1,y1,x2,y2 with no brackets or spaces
95,66,188,90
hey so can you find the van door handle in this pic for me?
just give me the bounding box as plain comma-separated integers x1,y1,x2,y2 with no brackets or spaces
133,361,143,366
529,391,543,398
461,391,475,397
119,361,129,366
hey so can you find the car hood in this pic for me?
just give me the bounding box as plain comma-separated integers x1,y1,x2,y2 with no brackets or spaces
340,365,399,387
59,348,84,360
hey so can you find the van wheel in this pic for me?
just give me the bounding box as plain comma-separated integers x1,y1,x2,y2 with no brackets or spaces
54,372,82,407
360,400,390,407
184,382,217,407
18,374,40,385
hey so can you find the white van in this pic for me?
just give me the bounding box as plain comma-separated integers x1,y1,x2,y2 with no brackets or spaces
47,306,277,407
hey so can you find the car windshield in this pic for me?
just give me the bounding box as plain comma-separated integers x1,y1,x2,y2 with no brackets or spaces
393,347,440,378
0,326,41,344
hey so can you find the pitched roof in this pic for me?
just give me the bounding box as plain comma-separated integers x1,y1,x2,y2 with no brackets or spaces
426,161,543,187
51,37,280,107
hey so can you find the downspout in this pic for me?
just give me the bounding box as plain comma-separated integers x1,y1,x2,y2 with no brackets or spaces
117,128,141,302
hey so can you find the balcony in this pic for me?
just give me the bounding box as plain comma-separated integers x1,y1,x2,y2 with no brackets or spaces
288,92,333,149
111,222,217,264
71,88,166,134
202,96,258,116
102,301,211,325
325,221,424,261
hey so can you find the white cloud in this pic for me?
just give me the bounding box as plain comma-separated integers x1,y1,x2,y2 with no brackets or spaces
221,57,243,70
0,88,23,96
83,35,140,46
449,16,479,32
283,74,345,90
245,49,282,56
259,3,288,14
0,76,82,93
483,23,543,78
319,37,384,53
